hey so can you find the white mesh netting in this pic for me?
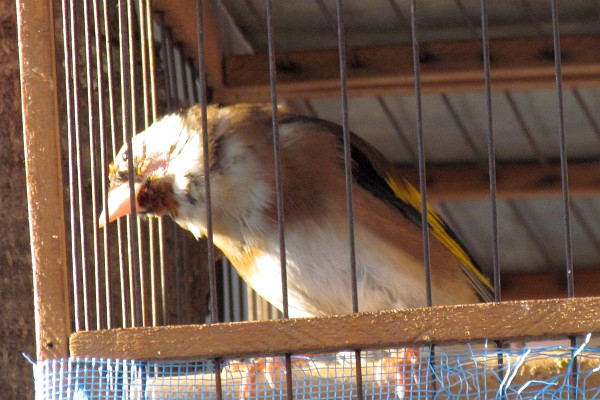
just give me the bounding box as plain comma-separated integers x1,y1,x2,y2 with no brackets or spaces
35,340,600,399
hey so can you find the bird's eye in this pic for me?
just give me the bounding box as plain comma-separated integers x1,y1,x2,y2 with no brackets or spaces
122,152,128,162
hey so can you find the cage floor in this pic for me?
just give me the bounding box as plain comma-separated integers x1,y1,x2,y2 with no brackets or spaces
35,341,600,399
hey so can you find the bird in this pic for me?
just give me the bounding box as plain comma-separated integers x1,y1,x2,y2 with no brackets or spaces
99,103,493,319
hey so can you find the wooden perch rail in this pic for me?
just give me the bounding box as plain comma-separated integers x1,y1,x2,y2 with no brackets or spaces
70,297,600,360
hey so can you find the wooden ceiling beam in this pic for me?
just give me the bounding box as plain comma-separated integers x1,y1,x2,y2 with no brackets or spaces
400,159,600,201
141,4,600,102
502,270,600,301
153,0,225,98
221,34,600,102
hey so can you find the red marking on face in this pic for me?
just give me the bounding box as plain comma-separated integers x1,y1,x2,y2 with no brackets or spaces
136,178,178,215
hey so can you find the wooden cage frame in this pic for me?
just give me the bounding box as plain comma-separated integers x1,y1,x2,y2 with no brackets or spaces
18,0,600,366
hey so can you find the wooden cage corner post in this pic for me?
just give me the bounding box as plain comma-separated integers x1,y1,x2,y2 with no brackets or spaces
17,0,71,360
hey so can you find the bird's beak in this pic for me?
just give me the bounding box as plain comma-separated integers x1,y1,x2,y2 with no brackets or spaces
98,183,141,228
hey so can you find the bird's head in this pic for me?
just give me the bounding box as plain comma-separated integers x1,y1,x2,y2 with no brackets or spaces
99,105,278,240
99,109,205,228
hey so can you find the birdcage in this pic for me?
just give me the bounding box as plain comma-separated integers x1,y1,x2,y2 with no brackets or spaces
17,0,600,399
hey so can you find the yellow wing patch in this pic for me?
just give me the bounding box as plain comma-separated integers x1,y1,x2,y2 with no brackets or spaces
385,175,494,294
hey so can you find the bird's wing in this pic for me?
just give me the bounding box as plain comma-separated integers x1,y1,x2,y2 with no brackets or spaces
279,114,494,303
350,134,495,303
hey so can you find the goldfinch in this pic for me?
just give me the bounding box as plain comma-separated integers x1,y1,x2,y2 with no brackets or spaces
100,103,493,318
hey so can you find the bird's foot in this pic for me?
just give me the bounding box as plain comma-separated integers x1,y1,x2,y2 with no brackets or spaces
225,356,311,399
376,348,421,399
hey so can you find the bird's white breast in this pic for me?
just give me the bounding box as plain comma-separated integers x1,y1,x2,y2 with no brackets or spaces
236,219,427,318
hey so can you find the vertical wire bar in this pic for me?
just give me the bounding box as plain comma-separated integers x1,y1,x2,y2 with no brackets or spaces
137,0,158,327
120,0,135,329
479,0,500,302
61,0,80,333
92,0,112,330
139,0,150,129
147,216,158,325
145,8,165,327
480,0,505,385
264,0,289,322
146,3,158,122
550,0,574,298
139,0,159,327
334,2,363,399
137,0,151,326
83,0,102,330
409,1,437,397
69,0,91,331
409,0,431,310
196,1,222,398
264,2,294,398
151,10,168,325
550,0,578,396
102,0,129,329
162,24,184,323
118,0,141,328
127,0,147,327
434,2,497,302
158,219,167,325
335,0,358,321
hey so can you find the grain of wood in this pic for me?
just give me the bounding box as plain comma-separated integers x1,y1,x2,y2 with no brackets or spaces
221,34,600,101
71,297,600,360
